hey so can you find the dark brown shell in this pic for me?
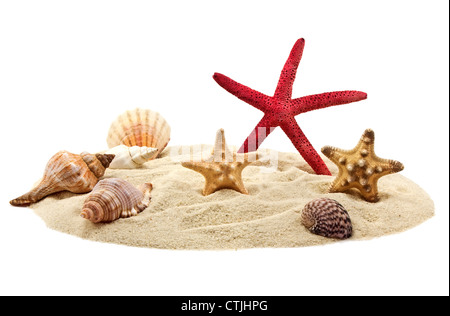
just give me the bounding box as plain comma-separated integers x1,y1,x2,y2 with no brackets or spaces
301,198,352,239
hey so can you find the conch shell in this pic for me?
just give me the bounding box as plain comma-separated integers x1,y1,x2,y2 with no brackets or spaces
106,108,171,158
80,178,152,223
104,144,158,169
10,151,115,207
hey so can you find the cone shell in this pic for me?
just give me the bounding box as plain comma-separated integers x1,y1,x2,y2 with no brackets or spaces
301,198,352,239
105,145,158,169
80,178,152,223
106,108,171,158
10,151,115,207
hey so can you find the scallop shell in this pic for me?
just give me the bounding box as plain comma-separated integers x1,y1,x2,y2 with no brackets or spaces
80,178,152,223
104,145,158,169
106,108,171,158
301,198,352,239
10,151,115,207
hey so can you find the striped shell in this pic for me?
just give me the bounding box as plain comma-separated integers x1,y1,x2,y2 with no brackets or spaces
80,178,152,223
10,151,115,207
301,198,352,239
106,108,171,158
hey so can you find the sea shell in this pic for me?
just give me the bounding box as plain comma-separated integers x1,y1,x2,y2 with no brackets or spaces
301,198,353,239
80,178,152,223
104,145,158,169
106,108,171,158
10,151,115,207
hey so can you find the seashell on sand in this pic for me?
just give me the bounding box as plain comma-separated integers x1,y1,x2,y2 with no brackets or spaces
10,151,115,207
301,198,353,239
80,178,152,223
106,108,171,158
104,145,158,169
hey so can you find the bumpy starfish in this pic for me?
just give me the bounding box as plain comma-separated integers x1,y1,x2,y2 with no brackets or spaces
213,38,367,175
181,129,258,196
321,129,404,202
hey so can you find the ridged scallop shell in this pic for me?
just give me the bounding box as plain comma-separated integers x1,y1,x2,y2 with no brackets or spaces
301,198,352,239
104,145,158,169
80,178,152,223
10,151,115,207
106,108,171,158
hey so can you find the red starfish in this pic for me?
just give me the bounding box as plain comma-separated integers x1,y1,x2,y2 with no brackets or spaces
213,38,367,175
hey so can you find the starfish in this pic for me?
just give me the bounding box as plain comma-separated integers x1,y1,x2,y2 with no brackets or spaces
321,129,404,202
181,129,258,196
213,38,367,176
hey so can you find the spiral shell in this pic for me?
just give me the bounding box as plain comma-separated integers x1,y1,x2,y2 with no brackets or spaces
106,108,171,158
105,145,158,169
10,151,115,207
301,198,352,239
80,178,152,223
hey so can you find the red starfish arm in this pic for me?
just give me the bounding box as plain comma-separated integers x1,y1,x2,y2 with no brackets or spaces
274,38,305,102
213,73,272,112
238,115,276,153
291,91,367,115
279,116,331,175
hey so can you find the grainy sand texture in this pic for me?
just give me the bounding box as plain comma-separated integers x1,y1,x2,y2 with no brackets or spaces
30,145,434,250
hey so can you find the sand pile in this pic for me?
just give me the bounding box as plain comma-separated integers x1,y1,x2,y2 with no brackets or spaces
30,145,434,250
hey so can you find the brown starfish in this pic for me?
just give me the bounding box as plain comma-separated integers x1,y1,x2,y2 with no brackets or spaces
321,129,404,202
182,129,258,196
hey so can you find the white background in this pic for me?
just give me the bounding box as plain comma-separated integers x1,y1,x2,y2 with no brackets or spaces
0,0,448,296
